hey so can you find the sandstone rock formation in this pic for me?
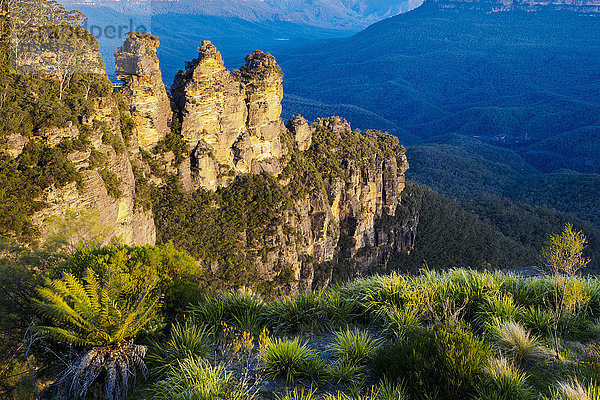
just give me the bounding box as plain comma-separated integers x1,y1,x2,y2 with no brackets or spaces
287,116,313,151
115,32,171,150
8,29,418,290
31,94,156,247
286,117,417,288
171,41,285,190
4,34,158,247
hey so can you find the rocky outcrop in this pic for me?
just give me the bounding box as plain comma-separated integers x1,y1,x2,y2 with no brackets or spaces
287,116,313,151
4,33,158,247
171,41,285,190
115,32,171,150
291,117,417,287
31,95,156,247
232,50,285,174
428,0,600,13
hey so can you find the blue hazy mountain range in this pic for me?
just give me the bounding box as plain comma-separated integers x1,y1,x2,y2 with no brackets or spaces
66,0,420,84
72,5,356,84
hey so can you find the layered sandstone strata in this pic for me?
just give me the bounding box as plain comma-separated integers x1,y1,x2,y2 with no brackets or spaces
115,32,171,150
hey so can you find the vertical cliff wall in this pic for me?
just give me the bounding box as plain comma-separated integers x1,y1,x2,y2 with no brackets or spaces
115,32,171,151
171,41,285,190
29,94,156,246
114,38,418,289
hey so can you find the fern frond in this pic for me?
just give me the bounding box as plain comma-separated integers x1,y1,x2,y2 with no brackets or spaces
127,295,161,337
84,269,102,315
35,288,91,332
36,326,91,346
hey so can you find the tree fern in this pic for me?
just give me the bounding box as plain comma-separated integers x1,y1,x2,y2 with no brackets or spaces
34,267,160,399
35,268,159,346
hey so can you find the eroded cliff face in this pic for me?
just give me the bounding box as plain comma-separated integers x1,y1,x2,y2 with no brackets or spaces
283,117,418,288
29,93,156,247
428,0,600,13
111,37,418,289
0,31,157,247
171,41,284,190
115,32,171,151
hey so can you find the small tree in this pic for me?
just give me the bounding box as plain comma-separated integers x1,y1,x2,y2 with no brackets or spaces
541,223,590,358
35,268,161,400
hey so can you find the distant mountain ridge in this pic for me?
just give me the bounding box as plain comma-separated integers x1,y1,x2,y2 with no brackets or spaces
149,0,423,30
428,0,600,13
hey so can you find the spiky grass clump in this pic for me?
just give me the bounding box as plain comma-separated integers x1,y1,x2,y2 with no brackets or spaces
149,357,244,400
331,328,382,364
189,290,266,332
262,337,324,382
147,321,212,377
267,292,325,333
375,305,421,339
377,378,408,400
499,274,550,307
326,359,366,384
474,357,536,400
488,320,547,363
321,388,382,400
475,294,523,329
275,386,317,400
319,289,360,326
520,306,554,336
554,378,600,400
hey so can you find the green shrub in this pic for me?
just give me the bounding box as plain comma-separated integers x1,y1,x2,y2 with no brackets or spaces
57,243,199,306
102,131,125,154
0,143,81,237
372,322,491,399
434,322,492,398
330,328,382,365
372,331,439,398
147,321,212,377
474,357,536,400
119,110,135,145
149,357,245,400
262,337,324,382
98,168,123,198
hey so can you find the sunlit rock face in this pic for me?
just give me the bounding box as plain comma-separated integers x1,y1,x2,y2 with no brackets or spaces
171,41,285,190
109,36,418,290
115,32,171,151
30,95,156,247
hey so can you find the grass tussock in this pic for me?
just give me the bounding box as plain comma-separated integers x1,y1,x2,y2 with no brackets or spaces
475,357,536,400
331,328,382,364
488,320,547,363
149,357,245,400
262,337,324,382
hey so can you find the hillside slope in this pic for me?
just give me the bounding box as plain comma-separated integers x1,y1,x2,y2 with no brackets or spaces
276,4,600,158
